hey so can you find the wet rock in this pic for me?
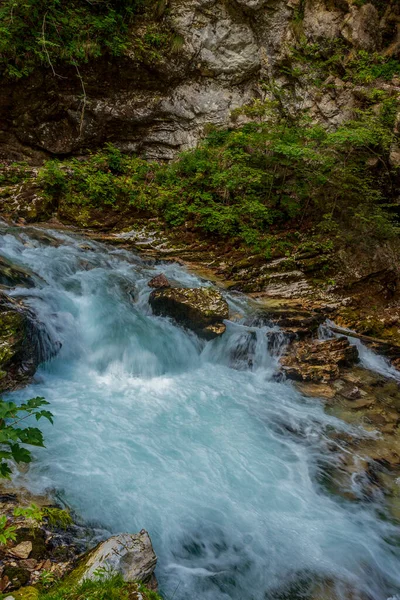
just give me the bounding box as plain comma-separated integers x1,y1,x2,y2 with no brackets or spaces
148,273,170,289
0,256,35,288
0,294,43,393
149,286,229,339
252,307,324,338
281,337,359,382
79,530,157,584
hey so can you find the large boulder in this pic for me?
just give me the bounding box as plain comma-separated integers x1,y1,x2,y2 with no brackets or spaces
149,287,229,339
79,531,157,585
280,336,359,383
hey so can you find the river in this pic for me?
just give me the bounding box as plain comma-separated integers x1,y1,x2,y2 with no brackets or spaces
1,223,400,600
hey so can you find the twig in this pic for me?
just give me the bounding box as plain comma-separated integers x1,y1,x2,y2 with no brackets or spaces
42,12,57,77
74,62,87,138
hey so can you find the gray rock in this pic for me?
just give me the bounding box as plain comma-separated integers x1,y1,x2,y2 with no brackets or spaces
80,531,157,584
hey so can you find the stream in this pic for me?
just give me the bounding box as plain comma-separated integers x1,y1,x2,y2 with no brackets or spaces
2,224,400,600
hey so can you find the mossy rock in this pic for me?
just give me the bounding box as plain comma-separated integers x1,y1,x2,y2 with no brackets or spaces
15,528,48,560
2,566,31,589
149,287,229,340
9,586,39,600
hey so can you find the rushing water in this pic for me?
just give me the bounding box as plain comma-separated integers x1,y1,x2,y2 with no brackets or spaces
2,224,400,600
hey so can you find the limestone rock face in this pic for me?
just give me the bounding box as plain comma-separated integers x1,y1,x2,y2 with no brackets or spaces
79,531,157,585
1,0,398,161
149,286,229,339
281,336,359,382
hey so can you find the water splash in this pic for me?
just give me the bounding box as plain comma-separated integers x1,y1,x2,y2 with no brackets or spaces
320,320,400,381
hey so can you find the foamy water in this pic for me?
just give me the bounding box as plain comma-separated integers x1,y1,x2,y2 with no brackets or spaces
2,223,400,600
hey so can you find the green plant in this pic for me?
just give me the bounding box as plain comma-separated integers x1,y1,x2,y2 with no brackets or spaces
0,396,53,478
0,0,181,78
13,503,73,530
39,569,59,589
33,572,163,600
38,99,399,253
0,515,17,545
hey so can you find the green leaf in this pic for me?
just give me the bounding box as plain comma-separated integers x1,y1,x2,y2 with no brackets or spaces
10,443,32,464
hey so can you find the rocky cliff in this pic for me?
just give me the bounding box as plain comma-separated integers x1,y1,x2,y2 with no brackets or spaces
1,0,399,162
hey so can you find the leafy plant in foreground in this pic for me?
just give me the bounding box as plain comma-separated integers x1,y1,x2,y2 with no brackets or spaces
0,396,53,478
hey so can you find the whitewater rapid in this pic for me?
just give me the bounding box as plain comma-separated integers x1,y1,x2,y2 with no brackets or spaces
2,223,400,600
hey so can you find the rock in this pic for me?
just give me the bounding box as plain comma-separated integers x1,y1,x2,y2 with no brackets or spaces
0,256,35,288
9,542,32,560
79,531,157,584
17,560,37,571
2,566,30,590
281,337,359,382
1,0,397,161
148,273,171,289
252,307,324,338
14,529,47,561
0,294,44,393
149,286,229,339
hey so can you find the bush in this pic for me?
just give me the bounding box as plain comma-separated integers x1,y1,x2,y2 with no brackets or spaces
0,0,178,78
38,100,398,252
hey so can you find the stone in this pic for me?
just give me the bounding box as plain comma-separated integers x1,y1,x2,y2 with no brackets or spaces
0,294,44,393
149,286,229,339
0,256,35,288
17,560,37,571
281,337,359,382
10,542,32,560
79,531,157,584
148,274,170,289
2,566,30,590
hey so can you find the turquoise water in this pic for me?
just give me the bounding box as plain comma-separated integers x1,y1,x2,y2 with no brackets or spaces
2,224,400,600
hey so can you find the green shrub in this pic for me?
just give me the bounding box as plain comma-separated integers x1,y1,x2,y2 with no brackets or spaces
38,99,398,251
0,0,180,78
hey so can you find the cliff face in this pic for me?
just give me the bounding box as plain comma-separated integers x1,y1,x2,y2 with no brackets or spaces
1,0,398,162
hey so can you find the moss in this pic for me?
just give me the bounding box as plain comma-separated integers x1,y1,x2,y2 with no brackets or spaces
2,566,31,589
10,586,40,600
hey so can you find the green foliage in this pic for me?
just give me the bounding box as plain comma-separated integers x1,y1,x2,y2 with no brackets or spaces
0,0,179,78
347,51,400,84
288,38,400,87
0,514,17,545
0,162,30,186
13,503,73,530
0,396,53,478
38,100,398,252
23,572,163,600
